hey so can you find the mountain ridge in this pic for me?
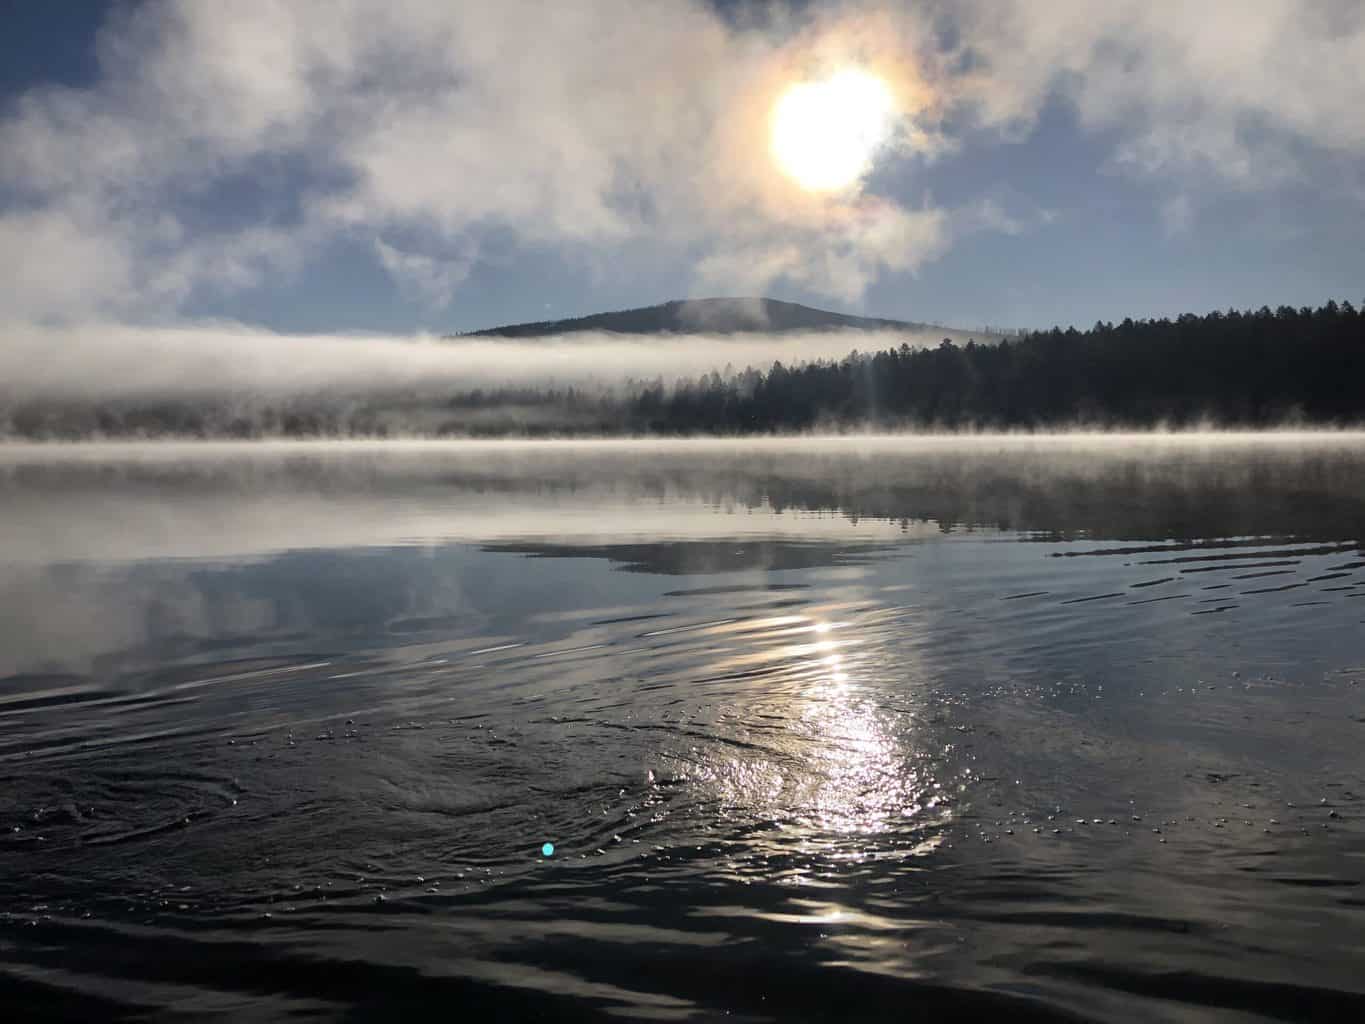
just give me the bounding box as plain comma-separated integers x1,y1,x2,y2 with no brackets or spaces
459,297,970,338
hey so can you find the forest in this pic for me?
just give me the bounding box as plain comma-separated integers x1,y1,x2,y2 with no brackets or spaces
631,300,1364,432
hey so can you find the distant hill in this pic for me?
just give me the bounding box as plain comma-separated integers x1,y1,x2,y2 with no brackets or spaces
461,297,959,338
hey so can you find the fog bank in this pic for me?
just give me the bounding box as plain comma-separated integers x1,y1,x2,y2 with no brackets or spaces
0,322,971,400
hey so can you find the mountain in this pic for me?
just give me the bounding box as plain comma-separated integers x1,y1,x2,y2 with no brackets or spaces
461,297,946,338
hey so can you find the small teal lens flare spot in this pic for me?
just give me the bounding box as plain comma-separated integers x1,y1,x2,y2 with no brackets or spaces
541,842,555,857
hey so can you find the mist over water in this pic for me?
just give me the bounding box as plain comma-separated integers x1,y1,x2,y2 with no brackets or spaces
0,324,973,400
7,302,1360,440
2,436,1364,1020
0,324,1011,440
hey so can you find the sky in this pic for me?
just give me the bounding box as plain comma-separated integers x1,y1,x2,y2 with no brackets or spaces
1,0,1363,338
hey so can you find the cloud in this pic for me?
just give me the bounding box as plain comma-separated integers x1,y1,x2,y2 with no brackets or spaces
948,0,1365,187
375,239,478,309
1159,195,1193,237
0,1,954,321
0,1,999,323
0,0,1362,327
0,205,134,322
695,202,950,303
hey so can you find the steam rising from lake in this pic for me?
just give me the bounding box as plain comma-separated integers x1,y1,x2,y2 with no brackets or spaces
0,322,978,401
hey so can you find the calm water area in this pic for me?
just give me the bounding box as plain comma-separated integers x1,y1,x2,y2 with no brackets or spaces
1,436,1363,1021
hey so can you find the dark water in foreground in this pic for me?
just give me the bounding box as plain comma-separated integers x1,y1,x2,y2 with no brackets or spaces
2,437,1364,1022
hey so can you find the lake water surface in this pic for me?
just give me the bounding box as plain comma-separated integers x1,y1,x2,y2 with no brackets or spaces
2,436,1364,1021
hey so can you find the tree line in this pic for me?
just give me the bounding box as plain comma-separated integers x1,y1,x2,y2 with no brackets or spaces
631,300,1363,432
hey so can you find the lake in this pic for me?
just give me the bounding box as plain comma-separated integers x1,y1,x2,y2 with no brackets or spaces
2,436,1364,1021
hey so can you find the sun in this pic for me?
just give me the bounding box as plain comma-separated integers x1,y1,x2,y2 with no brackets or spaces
770,68,897,193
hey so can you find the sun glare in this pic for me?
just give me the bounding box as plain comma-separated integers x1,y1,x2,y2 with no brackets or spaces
770,68,896,192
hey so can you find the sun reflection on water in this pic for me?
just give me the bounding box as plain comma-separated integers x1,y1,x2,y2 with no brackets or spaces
677,613,954,872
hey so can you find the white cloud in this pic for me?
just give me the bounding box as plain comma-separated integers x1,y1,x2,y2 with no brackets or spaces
0,1,964,321
374,239,478,309
695,203,950,303
1160,195,1194,237
0,0,1362,327
948,0,1365,187
0,206,134,322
